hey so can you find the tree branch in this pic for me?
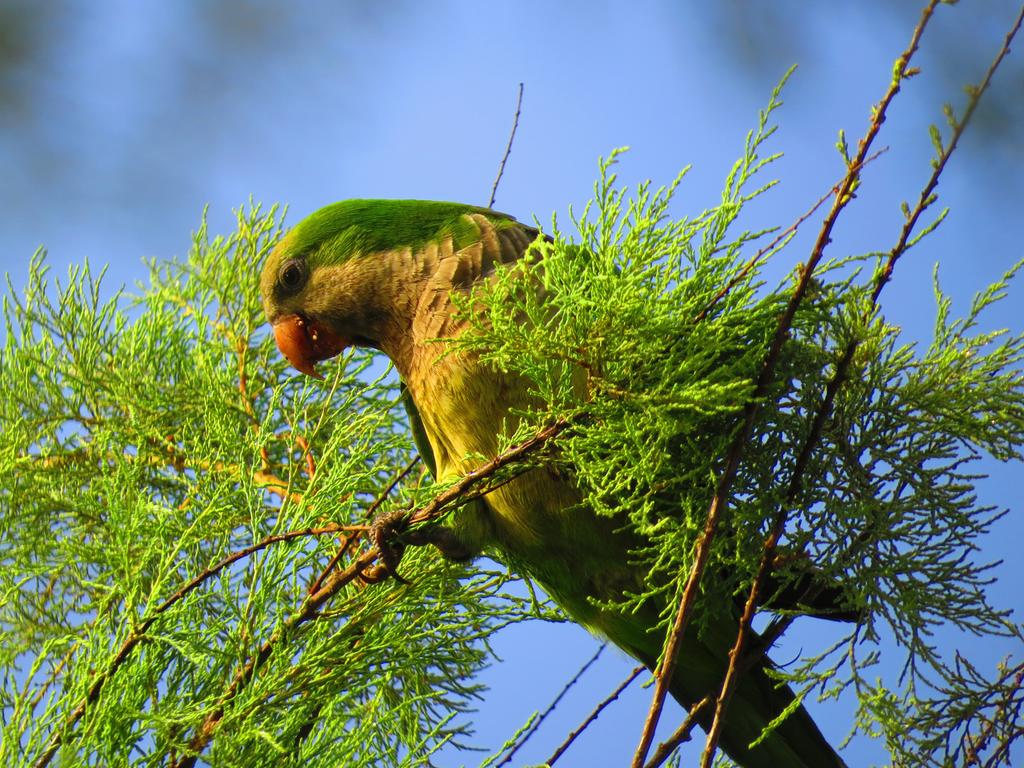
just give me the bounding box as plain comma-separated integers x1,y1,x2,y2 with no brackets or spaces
698,3,1023,766
633,3,945,766
174,418,569,767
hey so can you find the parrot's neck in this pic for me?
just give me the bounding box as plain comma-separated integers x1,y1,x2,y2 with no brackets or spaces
339,210,524,382
365,237,481,382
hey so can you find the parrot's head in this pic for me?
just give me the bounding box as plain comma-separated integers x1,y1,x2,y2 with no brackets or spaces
259,204,359,379
261,199,512,378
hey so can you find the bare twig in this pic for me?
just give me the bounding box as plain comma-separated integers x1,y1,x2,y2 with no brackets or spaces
497,644,607,767
632,4,945,767
871,0,1024,307
407,417,568,528
488,82,524,209
960,660,1024,767
547,665,645,766
644,696,712,768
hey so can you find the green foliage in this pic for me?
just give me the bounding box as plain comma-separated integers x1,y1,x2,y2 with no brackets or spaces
2,78,1023,768
0,206,537,767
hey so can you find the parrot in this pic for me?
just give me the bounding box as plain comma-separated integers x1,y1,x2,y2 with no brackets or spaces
259,199,848,768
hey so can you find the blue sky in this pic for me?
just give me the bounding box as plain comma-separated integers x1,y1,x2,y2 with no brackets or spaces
2,2,1022,765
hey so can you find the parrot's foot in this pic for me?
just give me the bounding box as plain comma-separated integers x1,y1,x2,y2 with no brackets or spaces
366,509,476,585
367,509,412,584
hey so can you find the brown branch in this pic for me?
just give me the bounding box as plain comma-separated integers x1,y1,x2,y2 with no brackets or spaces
407,417,568,528
251,468,302,503
286,691,331,763
696,330,861,767
871,0,1024,307
496,644,606,767
152,525,349,617
633,4,945,766
436,461,530,506
643,696,712,768
488,82,524,209
547,665,645,766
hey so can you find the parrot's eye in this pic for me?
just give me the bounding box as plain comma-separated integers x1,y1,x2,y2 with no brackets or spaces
279,259,306,293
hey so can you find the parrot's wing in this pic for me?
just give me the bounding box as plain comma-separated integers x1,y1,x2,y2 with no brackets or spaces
401,380,437,478
398,377,494,563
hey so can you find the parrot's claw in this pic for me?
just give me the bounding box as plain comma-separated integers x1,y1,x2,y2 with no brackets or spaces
366,509,477,584
369,509,413,585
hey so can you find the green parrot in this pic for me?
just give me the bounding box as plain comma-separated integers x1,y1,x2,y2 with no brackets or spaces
260,199,847,768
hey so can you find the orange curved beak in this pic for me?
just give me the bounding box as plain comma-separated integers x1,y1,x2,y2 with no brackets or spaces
272,314,348,379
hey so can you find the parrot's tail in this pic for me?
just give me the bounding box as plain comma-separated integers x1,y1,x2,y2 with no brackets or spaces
583,596,846,768
625,628,847,768
672,653,847,768
529,543,847,767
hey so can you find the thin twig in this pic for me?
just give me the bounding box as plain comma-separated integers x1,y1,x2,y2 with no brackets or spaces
960,660,1024,767
407,417,568,528
307,533,355,595
488,82,524,209
153,524,348,616
497,644,607,767
633,4,945,766
871,0,1024,307
547,665,645,766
